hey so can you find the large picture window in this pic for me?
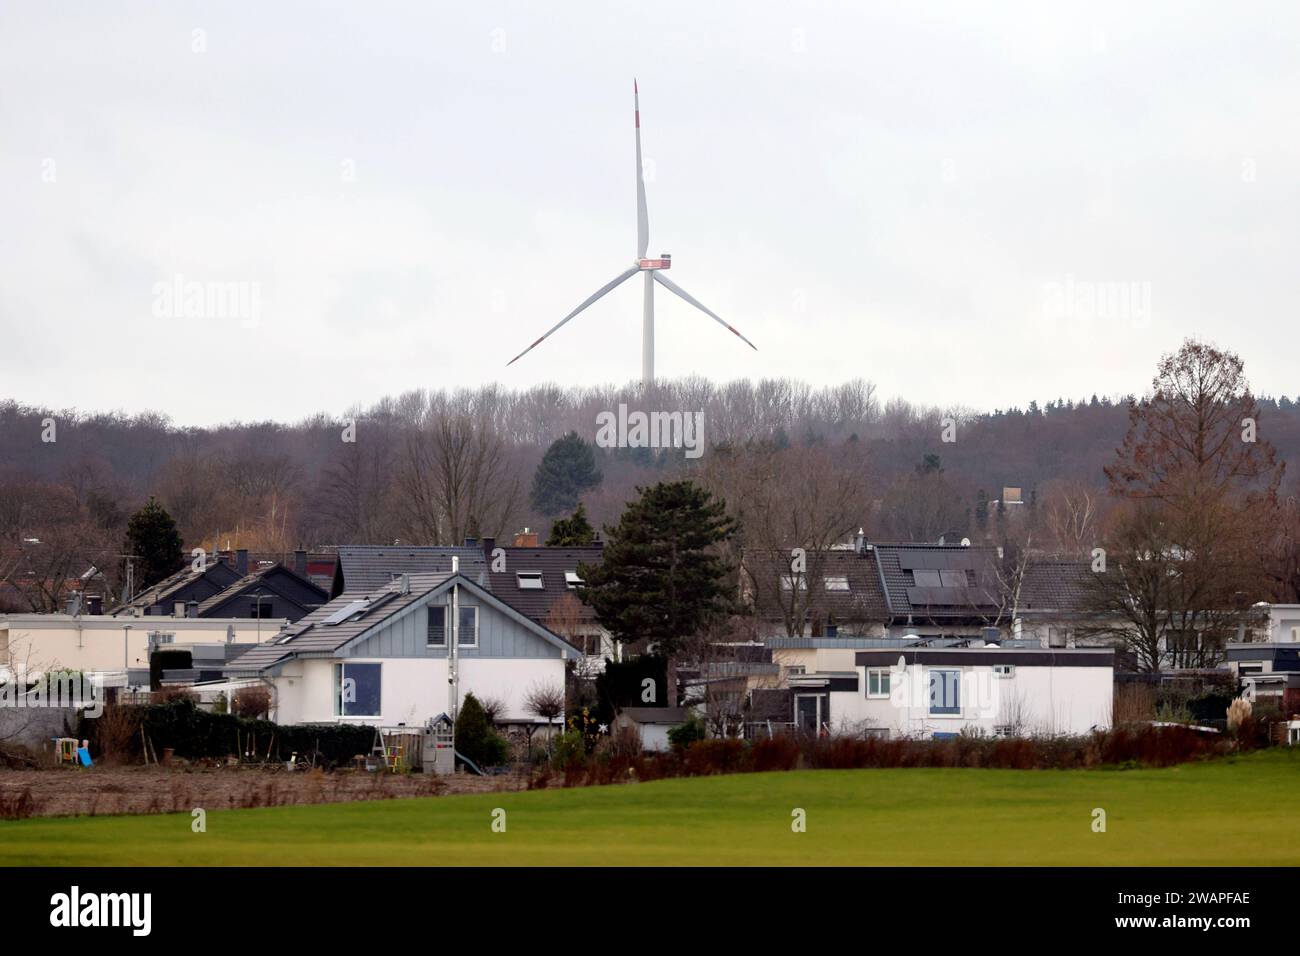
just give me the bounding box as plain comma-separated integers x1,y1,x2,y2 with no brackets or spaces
929,669,960,715
334,662,381,717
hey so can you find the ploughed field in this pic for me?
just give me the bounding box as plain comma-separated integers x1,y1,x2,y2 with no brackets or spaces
0,748,1295,865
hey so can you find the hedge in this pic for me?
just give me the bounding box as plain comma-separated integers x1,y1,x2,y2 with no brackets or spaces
80,699,378,768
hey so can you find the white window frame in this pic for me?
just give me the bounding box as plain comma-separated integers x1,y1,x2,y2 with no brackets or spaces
866,667,891,698
516,571,544,590
992,664,1015,678
457,605,479,647
824,576,850,591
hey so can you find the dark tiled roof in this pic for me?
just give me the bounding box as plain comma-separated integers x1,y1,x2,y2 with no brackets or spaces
1019,560,1095,612
333,546,488,595
113,562,242,615
741,548,889,622
194,563,329,617
486,546,604,626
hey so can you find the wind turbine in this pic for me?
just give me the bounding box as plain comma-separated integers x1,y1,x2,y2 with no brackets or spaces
507,80,757,384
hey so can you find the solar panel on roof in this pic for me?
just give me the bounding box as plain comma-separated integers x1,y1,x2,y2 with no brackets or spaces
322,598,369,625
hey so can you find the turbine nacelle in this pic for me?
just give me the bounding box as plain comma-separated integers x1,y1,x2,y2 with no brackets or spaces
638,254,671,270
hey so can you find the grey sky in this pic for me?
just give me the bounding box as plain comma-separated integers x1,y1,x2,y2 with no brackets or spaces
2,1,1297,426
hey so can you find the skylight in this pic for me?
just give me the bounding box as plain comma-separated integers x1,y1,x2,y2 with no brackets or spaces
565,571,583,589
517,571,544,590
824,576,850,591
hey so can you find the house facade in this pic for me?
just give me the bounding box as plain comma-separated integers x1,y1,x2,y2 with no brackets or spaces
226,571,575,728
791,646,1114,738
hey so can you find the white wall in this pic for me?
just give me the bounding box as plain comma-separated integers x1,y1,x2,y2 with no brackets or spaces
830,662,1113,738
0,616,287,677
269,656,567,727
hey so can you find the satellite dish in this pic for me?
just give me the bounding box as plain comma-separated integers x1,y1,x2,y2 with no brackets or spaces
961,538,971,547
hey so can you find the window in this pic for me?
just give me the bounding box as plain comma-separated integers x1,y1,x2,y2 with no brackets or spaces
929,669,960,715
580,634,602,656
992,664,1015,678
334,662,381,717
564,571,583,589
786,665,806,676
866,667,891,698
1238,663,1263,675
427,606,447,646
938,570,967,587
780,575,808,591
457,606,478,646
173,601,186,616
1048,626,1068,648
824,624,839,638
249,600,273,619
913,569,943,587
427,605,479,647
993,725,1014,738
516,571,544,590
824,576,850,591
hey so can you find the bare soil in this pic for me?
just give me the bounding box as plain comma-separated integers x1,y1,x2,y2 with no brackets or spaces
0,765,532,818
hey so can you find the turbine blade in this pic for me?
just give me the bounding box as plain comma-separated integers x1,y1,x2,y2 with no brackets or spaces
507,267,639,366
635,80,649,258
653,272,757,351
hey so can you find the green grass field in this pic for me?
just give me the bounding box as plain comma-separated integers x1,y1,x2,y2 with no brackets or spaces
3,749,1296,866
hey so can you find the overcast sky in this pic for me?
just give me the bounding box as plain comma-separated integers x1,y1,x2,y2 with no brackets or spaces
2,2,1297,426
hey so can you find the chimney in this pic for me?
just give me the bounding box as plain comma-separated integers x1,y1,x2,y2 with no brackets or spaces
854,528,866,554
294,549,308,577
186,600,198,618
399,573,411,595
236,549,249,575
512,528,539,548
481,537,495,561
86,595,103,615
463,536,478,549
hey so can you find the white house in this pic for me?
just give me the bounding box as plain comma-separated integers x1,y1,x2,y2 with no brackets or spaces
789,647,1114,738
225,571,576,728
0,614,287,687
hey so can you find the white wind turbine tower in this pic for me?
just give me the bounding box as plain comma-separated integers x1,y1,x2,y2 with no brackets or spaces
507,80,757,384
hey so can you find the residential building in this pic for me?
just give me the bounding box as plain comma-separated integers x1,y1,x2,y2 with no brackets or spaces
225,571,576,728
797,646,1114,738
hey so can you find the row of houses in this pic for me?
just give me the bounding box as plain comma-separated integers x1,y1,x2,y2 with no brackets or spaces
2,533,1298,747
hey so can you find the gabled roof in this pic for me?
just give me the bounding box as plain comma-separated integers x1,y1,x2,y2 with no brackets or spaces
486,546,605,626
741,548,889,623
332,546,488,597
112,562,242,615
227,571,575,673
1018,560,1095,613
194,563,329,617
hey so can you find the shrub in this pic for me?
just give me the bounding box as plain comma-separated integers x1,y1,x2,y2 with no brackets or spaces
454,693,509,768
552,729,586,770
666,714,706,750
232,686,272,719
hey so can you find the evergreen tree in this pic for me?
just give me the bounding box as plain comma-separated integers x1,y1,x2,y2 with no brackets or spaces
578,481,735,658
547,503,596,546
124,497,183,591
530,431,602,516
454,692,508,767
